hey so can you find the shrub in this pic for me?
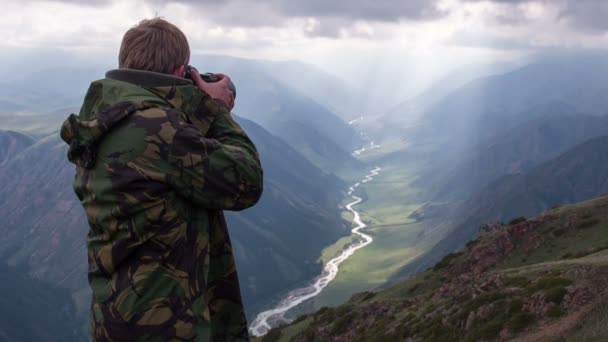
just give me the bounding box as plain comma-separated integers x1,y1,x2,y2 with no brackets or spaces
504,276,530,288
315,306,332,321
529,276,572,292
463,292,506,313
508,312,534,333
509,216,528,225
553,228,567,237
544,287,568,304
433,252,463,271
261,328,282,342
578,218,600,230
547,305,563,318
331,313,355,335
507,299,524,315
466,239,480,249
476,320,504,340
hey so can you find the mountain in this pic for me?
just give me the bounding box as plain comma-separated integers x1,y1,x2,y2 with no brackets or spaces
0,130,34,167
373,61,520,139
0,262,84,341
0,65,108,113
404,53,608,153
191,55,364,176
421,110,608,200
394,135,608,283
0,114,349,322
189,55,363,121
265,195,608,341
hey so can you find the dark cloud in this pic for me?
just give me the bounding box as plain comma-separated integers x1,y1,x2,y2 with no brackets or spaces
27,0,112,5
133,0,446,39
270,0,445,21
463,0,608,33
556,0,608,32
162,0,445,25
37,0,445,23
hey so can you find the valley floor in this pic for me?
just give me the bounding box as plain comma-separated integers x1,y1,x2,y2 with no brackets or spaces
308,142,452,310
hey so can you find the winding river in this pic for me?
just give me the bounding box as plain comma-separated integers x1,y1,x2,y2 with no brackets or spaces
249,166,382,337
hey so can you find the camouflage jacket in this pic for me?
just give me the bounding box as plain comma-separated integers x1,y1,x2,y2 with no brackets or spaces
60,69,263,341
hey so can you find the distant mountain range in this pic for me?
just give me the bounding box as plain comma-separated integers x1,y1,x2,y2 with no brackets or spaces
382,54,608,152
191,55,364,176
0,263,84,341
0,130,34,167
420,109,608,200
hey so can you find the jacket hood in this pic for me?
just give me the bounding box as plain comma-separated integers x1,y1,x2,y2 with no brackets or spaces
60,69,200,169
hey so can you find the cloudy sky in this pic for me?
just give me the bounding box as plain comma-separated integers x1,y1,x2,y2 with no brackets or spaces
2,0,608,100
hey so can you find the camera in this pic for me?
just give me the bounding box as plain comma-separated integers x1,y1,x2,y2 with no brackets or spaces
185,65,236,99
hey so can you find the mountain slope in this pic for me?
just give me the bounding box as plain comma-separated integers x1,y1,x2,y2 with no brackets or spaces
422,110,608,200
266,195,608,341
406,53,608,153
226,117,350,315
395,134,608,283
192,55,364,175
0,116,349,321
0,262,84,341
190,55,363,122
0,130,34,167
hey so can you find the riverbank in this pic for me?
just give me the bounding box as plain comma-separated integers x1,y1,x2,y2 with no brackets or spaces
249,167,382,337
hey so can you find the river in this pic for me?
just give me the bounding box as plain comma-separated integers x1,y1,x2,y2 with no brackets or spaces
249,166,382,337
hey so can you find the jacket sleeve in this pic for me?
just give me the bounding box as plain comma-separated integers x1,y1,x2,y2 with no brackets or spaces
166,108,263,211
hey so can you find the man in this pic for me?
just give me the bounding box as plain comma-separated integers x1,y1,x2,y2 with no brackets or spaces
60,18,263,341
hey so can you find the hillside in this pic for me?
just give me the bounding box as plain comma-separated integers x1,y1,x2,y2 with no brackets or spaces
193,55,363,121
0,262,84,341
393,54,608,158
421,110,608,200
264,195,608,341
0,130,34,167
206,62,363,175
396,134,608,285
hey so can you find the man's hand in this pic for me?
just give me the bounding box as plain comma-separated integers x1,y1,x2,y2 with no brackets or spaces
189,68,235,111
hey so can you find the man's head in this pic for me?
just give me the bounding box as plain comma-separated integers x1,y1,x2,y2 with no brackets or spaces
119,18,190,76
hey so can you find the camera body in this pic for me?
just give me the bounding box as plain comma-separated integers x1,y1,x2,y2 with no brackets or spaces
185,65,236,98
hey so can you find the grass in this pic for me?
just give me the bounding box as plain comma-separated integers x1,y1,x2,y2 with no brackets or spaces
355,162,423,226
497,210,608,271
318,234,358,265
310,153,450,309
311,223,426,307
274,316,315,342
560,299,608,341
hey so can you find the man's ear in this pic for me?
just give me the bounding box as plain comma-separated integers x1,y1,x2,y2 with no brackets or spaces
173,65,186,77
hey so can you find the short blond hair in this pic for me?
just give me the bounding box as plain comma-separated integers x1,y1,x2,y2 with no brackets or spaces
119,18,190,74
